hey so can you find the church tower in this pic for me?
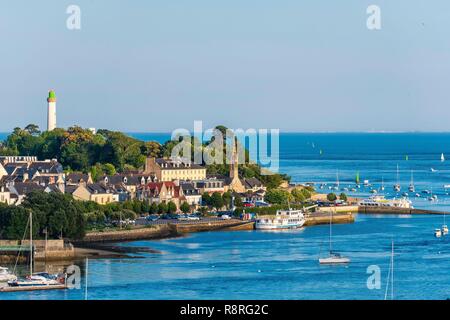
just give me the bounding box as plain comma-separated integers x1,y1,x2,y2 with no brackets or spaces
229,137,245,192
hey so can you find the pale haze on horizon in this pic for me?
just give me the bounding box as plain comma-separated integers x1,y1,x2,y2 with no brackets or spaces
1,1,450,133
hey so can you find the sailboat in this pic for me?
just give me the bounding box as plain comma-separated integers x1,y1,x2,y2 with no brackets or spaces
355,171,360,187
380,176,385,191
408,170,415,193
332,170,339,191
7,211,64,288
441,153,445,162
319,208,350,265
384,241,394,300
442,212,448,235
393,164,401,192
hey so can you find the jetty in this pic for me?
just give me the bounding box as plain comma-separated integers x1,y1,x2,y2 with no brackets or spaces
358,206,450,215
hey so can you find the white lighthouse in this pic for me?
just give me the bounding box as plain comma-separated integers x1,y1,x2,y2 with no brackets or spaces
47,90,57,131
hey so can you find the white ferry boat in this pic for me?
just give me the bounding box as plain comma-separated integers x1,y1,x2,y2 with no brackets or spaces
358,195,412,209
255,209,305,230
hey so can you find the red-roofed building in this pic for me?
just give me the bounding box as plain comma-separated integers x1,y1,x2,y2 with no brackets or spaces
136,181,187,211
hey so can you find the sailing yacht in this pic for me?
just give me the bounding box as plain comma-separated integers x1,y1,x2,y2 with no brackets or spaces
441,153,445,162
380,177,385,191
7,211,64,288
442,216,448,236
408,171,415,192
393,165,401,192
319,208,350,265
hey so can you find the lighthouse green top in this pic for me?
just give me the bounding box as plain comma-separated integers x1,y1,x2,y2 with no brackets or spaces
48,90,56,99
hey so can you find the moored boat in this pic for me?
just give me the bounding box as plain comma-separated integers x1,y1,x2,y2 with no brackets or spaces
255,209,305,230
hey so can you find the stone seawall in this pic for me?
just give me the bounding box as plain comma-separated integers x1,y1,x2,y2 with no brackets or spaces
173,220,255,233
305,212,355,226
358,206,448,215
78,224,178,243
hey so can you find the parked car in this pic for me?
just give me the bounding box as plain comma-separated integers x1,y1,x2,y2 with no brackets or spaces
243,202,254,207
146,214,160,221
221,214,231,220
186,215,200,221
255,201,270,207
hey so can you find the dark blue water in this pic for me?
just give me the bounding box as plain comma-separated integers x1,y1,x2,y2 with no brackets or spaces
2,215,450,300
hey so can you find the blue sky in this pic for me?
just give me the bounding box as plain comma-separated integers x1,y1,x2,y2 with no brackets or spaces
1,1,450,132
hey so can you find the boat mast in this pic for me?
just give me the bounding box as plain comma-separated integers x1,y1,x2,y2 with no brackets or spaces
396,164,399,185
29,210,33,275
384,240,394,300
391,240,394,300
329,207,334,254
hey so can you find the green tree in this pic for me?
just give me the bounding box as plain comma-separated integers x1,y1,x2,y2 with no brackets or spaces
291,188,306,203
180,202,190,214
158,203,168,214
222,191,232,209
211,192,224,211
327,193,337,202
339,193,348,201
264,189,290,205
234,195,243,207
149,202,158,214
202,192,212,206
167,201,177,214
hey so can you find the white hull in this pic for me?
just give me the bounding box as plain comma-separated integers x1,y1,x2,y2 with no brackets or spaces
255,220,305,230
319,256,350,265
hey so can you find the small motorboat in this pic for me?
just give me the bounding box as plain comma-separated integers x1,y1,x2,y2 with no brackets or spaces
415,193,420,197
442,225,448,235
0,267,17,283
370,189,377,194
435,229,442,238
431,168,437,172
402,192,409,197
422,190,431,194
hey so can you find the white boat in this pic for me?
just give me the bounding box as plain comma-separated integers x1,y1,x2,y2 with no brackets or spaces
444,184,450,189
255,209,305,230
363,180,370,187
370,189,377,194
393,165,401,192
441,153,445,162
435,228,442,238
442,225,448,235
8,273,61,287
359,195,412,209
408,171,415,192
431,168,437,172
415,193,420,197
7,211,64,288
402,192,409,197
319,208,350,265
319,253,350,265
0,267,17,282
